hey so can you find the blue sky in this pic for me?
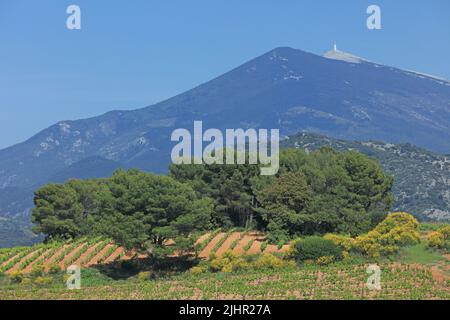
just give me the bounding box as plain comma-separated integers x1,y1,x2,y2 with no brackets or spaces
0,0,449,149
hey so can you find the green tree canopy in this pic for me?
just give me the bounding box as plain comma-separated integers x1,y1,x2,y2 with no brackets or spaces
32,169,214,254
170,147,394,240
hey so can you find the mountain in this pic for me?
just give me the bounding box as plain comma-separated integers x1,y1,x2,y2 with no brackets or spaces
282,133,450,222
1,45,450,246
47,156,125,184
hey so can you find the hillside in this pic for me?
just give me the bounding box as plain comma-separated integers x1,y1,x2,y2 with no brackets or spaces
1,46,450,195
283,133,450,221
0,232,286,275
1,46,450,246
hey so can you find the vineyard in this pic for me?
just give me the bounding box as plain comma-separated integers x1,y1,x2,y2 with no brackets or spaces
0,237,127,275
1,227,448,300
0,263,448,300
0,231,288,275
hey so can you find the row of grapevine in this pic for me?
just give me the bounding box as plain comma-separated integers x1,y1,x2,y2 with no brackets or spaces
1,231,291,274
197,231,289,258
0,238,134,275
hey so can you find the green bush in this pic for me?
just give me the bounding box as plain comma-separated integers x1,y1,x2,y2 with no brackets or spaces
48,264,62,274
203,251,294,273
427,225,450,250
30,264,45,277
137,271,152,281
293,236,342,262
34,276,53,286
9,271,24,284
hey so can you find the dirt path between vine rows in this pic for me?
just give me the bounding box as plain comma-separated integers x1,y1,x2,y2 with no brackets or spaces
199,233,226,258
104,247,125,264
247,240,262,255
23,248,54,273
7,249,42,274
72,243,100,267
195,233,211,246
215,232,241,257
85,243,114,266
58,243,87,269
232,235,253,255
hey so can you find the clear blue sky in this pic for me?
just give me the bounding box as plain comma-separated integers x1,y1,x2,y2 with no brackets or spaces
0,0,449,149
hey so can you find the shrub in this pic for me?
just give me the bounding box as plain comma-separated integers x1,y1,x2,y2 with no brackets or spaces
292,236,343,262
137,271,152,281
427,225,450,250
323,234,354,252
190,265,208,275
285,238,302,258
48,264,62,274
202,251,294,274
34,276,53,286
253,253,290,269
31,264,45,277
9,271,24,283
354,212,420,257
209,251,249,273
316,255,335,266
427,231,444,248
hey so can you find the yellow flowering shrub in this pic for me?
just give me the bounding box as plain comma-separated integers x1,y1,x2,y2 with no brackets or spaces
354,212,420,257
285,238,302,259
190,265,209,275
316,255,334,266
427,225,450,250
209,251,249,273
34,276,53,286
427,231,444,248
197,251,294,274
253,253,289,269
323,234,355,251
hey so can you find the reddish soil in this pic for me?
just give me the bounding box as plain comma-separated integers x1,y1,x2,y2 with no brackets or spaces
58,243,87,269
1,253,21,269
264,244,278,254
85,244,114,266
104,247,125,264
72,243,101,267
22,248,53,273
3,231,297,274
195,233,211,246
247,241,262,255
430,254,450,283
7,249,41,274
232,235,253,255
42,245,69,270
215,232,241,257
199,232,226,258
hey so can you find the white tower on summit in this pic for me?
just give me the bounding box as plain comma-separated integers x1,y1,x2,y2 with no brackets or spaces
324,42,366,64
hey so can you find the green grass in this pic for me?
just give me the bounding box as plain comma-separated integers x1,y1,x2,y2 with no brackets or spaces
418,222,449,232
401,244,443,265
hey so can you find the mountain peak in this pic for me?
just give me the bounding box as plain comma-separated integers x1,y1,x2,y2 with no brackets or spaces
323,42,369,64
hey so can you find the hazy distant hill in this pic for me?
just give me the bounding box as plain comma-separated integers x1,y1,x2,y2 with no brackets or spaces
283,133,450,221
